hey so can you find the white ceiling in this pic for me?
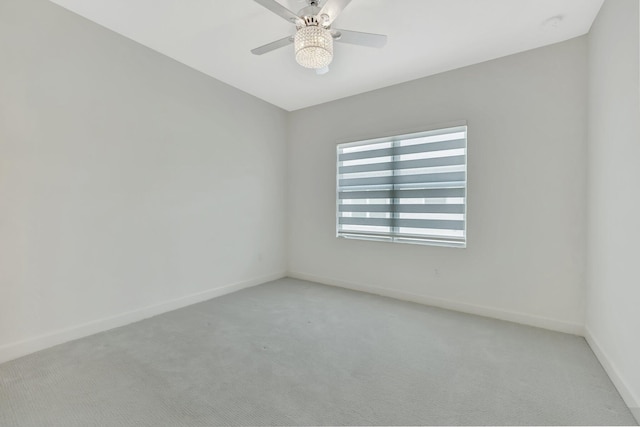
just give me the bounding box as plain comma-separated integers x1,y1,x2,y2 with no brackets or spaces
49,0,603,111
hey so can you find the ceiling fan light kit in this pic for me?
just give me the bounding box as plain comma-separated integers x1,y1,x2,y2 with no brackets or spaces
252,0,387,74
295,25,333,68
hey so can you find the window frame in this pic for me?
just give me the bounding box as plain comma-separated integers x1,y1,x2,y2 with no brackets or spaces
335,122,468,248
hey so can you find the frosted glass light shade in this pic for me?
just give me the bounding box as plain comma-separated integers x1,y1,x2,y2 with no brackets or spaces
294,26,333,69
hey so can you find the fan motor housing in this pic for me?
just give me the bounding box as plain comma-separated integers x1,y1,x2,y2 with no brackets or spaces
297,5,323,28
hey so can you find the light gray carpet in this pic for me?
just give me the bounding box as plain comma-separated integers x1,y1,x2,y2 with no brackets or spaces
0,278,636,426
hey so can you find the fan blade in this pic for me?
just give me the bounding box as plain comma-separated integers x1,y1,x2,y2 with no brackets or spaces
251,36,294,55
254,0,300,23
332,29,387,48
319,0,352,25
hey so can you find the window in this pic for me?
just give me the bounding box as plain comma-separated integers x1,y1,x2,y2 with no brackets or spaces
336,125,467,247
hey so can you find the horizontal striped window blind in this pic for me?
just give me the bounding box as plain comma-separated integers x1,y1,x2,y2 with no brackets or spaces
337,125,467,247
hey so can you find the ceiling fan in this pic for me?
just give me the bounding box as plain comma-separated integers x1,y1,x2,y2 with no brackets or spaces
251,0,387,74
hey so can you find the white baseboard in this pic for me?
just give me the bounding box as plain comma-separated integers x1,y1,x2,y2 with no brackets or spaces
585,328,640,424
288,271,584,335
0,272,285,365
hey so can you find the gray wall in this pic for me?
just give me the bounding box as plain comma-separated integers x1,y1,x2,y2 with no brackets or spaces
0,0,287,361
288,37,588,333
586,0,640,419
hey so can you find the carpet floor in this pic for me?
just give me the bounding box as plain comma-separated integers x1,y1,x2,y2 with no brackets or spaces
0,278,636,426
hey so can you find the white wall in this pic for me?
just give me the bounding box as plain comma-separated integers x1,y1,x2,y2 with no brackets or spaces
0,0,287,362
1,1,638,418
288,37,588,334
585,0,640,420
